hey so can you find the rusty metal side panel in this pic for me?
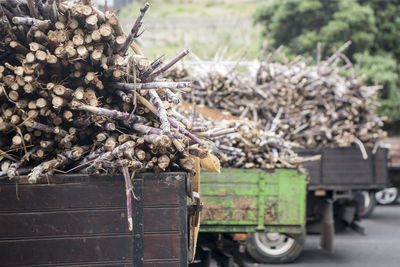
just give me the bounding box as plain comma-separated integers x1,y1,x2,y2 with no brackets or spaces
201,195,259,223
200,169,262,224
266,170,307,226
200,169,307,232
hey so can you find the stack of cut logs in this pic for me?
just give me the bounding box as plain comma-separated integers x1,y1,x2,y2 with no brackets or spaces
0,0,227,192
187,114,308,169
169,43,386,149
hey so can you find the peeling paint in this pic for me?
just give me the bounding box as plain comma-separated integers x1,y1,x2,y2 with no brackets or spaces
200,169,307,233
264,200,277,221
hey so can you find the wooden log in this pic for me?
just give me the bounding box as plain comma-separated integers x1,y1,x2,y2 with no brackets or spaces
52,95,67,109
12,17,50,29
99,23,113,41
145,50,189,82
106,81,191,91
85,14,98,30
105,10,123,36
71,101,148,123
26,0,40,19
149,89,170,135
119,2,150,55
9,41,29,54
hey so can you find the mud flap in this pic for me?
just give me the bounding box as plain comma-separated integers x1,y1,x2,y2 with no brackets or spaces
345,192,366,235
349,221,366,235
320,199,334,253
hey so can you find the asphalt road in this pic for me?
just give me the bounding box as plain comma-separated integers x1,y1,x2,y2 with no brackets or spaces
210,201,400,267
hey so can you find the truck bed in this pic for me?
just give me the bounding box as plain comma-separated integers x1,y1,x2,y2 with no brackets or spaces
200,169,307,234
0,173,188,267
383,137,400,187
299,147,389,190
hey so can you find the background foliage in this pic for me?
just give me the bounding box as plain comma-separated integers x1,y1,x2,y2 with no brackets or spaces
255,0,400,133
119,1,263,59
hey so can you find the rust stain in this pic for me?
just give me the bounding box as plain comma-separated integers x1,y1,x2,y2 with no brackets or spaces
212,190,227,196
264,200,278,221
233,197,256,221
201,197,258,222
201,200,226,221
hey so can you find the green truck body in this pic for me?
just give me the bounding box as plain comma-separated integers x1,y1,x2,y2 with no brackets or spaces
200,168,307,234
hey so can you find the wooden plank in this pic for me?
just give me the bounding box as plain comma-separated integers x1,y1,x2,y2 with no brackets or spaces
144,262,180,267
0,182,125,212
10,261,135,266
48,263,132,267
144,208,180,233
142,179,180,206
0,173,187,211
0,173,186,185
0,173,189,266
0,235,132,266
143,234,181,260
0,209,129,238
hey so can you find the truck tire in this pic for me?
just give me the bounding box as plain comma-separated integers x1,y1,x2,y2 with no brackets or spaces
375,187,399,205
359,191,376,218
246,232,305,263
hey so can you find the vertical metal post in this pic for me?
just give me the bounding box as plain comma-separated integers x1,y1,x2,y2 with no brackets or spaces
257,172,266,230
133,178,144,267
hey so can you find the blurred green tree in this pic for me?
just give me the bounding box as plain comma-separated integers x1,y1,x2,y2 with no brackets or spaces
254,0,400,132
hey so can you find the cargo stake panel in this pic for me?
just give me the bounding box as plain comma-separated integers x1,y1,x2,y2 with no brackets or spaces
300,147,389,249
195,169,307,264
0,172,189,267
300,147,389,191
388,167,400,188
382,137,400,188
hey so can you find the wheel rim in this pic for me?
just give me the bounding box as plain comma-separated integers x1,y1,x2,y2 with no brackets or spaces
361,191,371,209
375,188,398,205
253,232,295,256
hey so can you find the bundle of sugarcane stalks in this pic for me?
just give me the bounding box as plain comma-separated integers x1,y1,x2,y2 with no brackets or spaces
193,116,310,169
169,42,386,149
0,1,228,184
0,0,232,230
